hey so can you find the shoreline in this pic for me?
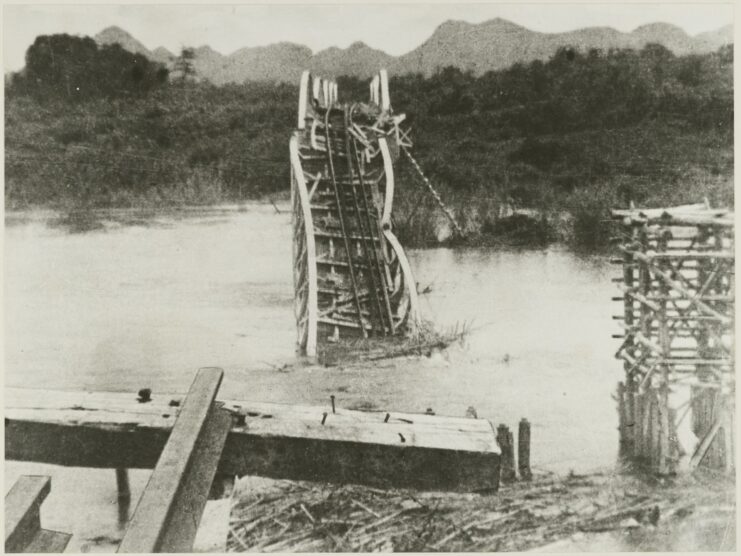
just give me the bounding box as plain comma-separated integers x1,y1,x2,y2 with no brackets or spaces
4,203,600,252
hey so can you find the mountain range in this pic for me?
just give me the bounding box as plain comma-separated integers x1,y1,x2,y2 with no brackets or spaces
94,19,733,84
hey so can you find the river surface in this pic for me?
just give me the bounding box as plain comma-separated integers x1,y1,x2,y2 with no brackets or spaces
5,204,622,551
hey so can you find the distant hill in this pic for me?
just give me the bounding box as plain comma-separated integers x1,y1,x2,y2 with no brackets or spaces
95,26,154,58
695,24,734,51
89,19,733,84
391,18,731,76
226,43,312,84
309,42,395,79
151,46,176,65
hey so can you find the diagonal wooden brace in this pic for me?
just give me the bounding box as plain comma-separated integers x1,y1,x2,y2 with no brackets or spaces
118,368,232,553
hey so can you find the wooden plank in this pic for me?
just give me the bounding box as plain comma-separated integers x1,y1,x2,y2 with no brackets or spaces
156,408,232,552
5,476,71,553
6,387,500,493
118,368,231,553
290,134,319,357
23,529,72,554
5,476,49,552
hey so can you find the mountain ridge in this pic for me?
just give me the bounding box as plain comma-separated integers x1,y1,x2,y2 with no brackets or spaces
90,20,733,84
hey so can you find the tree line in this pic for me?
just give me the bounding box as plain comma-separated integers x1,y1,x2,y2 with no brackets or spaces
5,34,733,248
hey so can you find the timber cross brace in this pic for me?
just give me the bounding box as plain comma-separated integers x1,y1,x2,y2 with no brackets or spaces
611,204,734,475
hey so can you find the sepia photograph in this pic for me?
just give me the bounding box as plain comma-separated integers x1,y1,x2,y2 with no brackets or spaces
3,1,735,552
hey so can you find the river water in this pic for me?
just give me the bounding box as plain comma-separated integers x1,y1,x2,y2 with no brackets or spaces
5,204,622,550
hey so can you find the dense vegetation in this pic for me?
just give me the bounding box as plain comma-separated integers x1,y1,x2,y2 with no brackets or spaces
5,34,733,249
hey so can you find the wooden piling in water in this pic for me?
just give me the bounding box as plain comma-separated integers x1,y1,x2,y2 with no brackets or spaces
496,424,516,483
115,468,131,501
617,382,626,452
517,419,532,481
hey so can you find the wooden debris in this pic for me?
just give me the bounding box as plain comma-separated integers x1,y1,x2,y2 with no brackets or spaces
226,471,734,552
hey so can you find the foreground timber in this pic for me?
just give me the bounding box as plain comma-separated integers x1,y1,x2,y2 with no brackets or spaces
5,387,500,492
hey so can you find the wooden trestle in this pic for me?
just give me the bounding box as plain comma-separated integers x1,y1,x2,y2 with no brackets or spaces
291,69,420,358
612,204,734,474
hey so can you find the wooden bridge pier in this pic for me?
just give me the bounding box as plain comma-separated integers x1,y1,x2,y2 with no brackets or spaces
611,204,734,475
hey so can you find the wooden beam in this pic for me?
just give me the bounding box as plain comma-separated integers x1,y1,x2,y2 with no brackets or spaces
118,368,231,553
5,387,500,493
5,476,71,553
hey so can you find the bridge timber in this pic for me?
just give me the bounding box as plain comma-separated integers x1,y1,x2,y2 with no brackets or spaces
290,69,420,358
5,379,501,494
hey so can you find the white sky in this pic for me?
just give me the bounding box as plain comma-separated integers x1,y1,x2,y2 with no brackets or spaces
3,2,735,72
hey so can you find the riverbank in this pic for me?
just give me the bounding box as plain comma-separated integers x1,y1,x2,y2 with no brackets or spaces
228,468,735,552
6,43,733,250
0,204,608,251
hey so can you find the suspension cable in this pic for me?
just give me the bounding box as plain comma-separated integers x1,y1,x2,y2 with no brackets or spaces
401,146,464,237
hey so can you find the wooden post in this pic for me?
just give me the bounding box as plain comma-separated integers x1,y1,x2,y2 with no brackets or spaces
115,468,131,527
517,419,532,481
617,382,626,452
642,393,652,462
658,387,670,474
723,401,734,472
651,393,663,473
496,424,516,483
622,230,636,454
626,377,635,452
634,391,644,461
115,469,131,501
656,229,671,475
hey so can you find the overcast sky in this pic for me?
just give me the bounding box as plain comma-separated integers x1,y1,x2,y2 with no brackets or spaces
3,2,735,72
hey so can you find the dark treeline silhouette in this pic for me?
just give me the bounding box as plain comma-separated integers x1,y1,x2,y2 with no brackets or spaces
5,36,733,248
8,34,168,100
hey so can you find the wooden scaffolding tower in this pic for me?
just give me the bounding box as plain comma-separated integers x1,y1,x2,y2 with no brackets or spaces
612,204,734,474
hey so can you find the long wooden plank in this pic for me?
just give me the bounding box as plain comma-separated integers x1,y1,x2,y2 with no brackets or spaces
118,368,231,553
290,134,319,357
6,387,500,492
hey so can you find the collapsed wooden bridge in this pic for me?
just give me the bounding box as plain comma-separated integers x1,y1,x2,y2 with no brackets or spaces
290,70,420,357
612,204,734,474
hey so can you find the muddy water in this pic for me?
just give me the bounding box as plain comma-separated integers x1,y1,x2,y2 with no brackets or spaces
5,205,621,550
